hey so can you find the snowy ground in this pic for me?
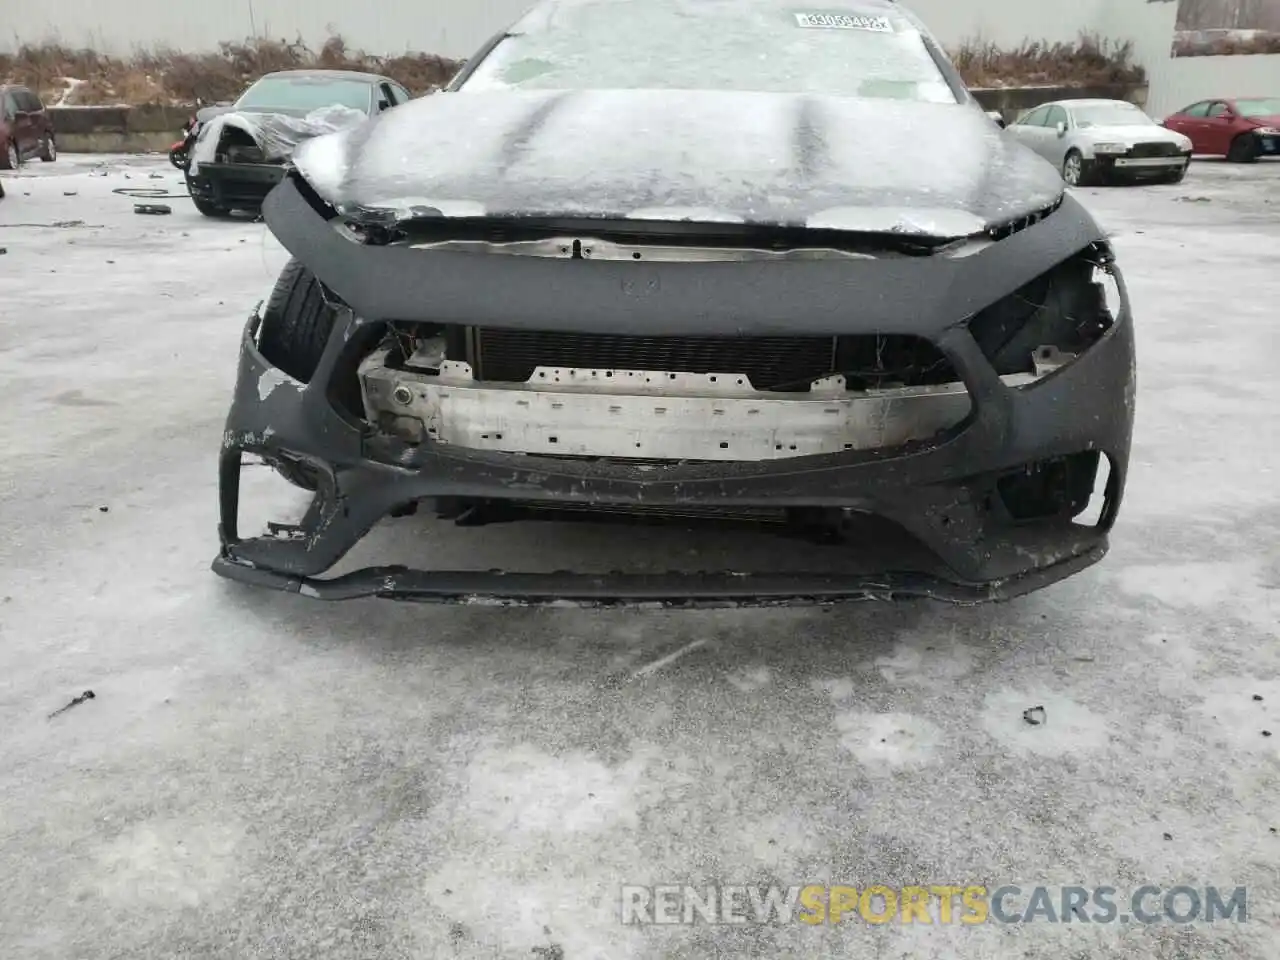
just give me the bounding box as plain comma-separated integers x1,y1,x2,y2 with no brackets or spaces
1,154,1278,959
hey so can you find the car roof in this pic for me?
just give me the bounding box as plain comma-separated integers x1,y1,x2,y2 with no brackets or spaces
1053,99,1143,109
1168,96,1277,111
256,69,390,85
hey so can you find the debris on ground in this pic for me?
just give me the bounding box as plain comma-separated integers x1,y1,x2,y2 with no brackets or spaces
0,220,90,229
47,690,96,719
1254,695,1264,702
134,204,171,216
1022,706,1047,726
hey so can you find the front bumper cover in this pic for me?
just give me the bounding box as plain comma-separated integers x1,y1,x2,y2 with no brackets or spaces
187,162,285,209
213,177,1136,606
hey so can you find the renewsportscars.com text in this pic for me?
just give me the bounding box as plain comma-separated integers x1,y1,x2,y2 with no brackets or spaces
621,884,1248,925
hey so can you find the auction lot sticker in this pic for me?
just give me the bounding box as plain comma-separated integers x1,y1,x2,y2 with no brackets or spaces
794,12,893,31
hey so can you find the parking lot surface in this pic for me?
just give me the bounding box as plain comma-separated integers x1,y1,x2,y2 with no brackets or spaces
1,155,1278,959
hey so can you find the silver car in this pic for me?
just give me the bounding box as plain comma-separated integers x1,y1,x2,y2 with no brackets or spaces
1007,98,1193,186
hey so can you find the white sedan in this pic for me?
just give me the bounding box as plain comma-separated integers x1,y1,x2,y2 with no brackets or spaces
1007,98,1193,186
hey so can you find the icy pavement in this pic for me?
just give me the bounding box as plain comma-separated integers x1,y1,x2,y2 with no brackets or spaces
1,155,1278,959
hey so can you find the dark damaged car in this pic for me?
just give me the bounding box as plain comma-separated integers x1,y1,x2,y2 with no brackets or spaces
186,69,412,217
214,0,1136,606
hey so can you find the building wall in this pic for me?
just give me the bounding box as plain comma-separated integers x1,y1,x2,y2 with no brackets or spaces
5,0,1109,58
1147,53,1280,117
1099,0,1280,117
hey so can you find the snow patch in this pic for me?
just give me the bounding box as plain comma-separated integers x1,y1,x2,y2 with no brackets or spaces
726,665,772,692
256,367,299,402
834,712,944,769
54,78,85,107
980,688,1110,756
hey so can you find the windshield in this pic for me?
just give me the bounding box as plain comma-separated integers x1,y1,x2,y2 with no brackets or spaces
1073,104,1152,128
459,0,958,103
1236,98,1280,117
235,76,372,113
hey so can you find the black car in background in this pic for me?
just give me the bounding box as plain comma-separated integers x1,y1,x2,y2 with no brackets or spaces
185,69,411,217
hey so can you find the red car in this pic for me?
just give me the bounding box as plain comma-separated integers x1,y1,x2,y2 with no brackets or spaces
0,83,58,170
1160,96,1280,162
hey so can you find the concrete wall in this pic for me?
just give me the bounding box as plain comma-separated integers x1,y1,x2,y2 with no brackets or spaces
6,0,1109,60
47,105,189,153
45,83,1147,153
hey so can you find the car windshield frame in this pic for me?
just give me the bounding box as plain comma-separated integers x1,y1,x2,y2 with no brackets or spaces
1072,104,1153,128
1235,98,1280,117
234,75,374,113
456,1,961,104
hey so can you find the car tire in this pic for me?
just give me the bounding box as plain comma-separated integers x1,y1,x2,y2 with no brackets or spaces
1062,149,1092,187
0,140,17,170
1226,133,1258,163
39,135,56,162
192,195,233,218
258,258,339,384
1161,166,1187,184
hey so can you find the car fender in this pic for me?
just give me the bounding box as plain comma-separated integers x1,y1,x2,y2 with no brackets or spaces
1067,133,1100,161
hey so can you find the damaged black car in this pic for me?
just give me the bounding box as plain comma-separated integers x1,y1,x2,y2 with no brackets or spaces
186,69,412,217
214,0,1136,606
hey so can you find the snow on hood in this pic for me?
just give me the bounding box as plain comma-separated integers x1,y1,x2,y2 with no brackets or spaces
189,104,368,174
1080,123,1189,146
292,89,1065,238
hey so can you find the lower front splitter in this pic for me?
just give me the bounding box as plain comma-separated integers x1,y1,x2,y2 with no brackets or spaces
211,542,1106,607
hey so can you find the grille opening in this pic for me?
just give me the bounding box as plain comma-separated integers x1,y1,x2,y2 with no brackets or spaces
217,125,267,164
1128,142,1184,159
466,329,958,392
996,452,1101,524
986,197,1063,243
391,217,961,256
968,245,1117,377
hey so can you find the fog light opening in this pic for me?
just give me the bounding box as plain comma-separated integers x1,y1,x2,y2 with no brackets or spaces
995,451,1101,524
1091,263,1122,322
1073,453,1114,530
236,452,317,540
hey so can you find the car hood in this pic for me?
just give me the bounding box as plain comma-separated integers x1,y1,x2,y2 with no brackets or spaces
1079,124,1188,144
292,89,1065,239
